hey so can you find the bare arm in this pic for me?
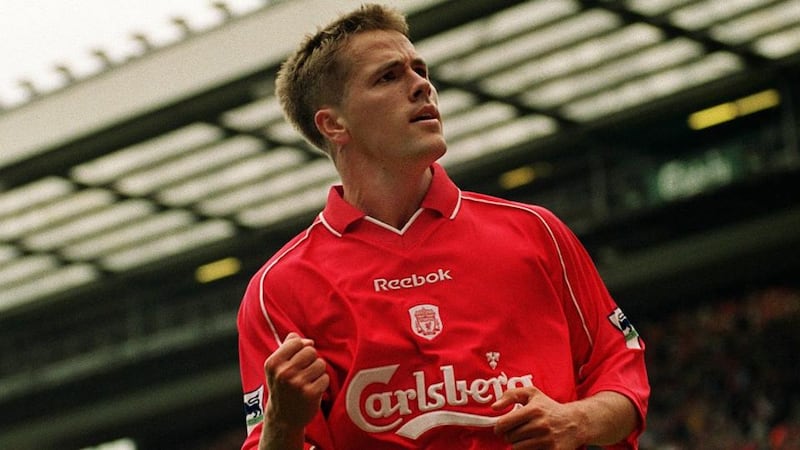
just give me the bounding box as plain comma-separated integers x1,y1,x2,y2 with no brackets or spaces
493,387,637,449
260,419,305,450
259,333,329,450
565,391,637,446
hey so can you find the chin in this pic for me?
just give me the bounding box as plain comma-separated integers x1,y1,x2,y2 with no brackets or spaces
433,145,447,162
431,139,447,159
420,141,446,159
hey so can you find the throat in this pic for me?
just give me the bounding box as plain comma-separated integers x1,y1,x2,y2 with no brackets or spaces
342,167,433,230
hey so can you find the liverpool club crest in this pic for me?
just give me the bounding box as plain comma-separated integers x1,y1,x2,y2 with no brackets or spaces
409,304,442,340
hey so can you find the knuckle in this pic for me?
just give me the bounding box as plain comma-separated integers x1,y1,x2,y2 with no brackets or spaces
263,355,280,374
271,363,296,383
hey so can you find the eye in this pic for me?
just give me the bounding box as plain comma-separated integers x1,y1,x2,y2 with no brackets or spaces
414,66,428,78
379,70,397,83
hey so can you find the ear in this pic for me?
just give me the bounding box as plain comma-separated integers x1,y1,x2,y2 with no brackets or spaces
314,107,349,147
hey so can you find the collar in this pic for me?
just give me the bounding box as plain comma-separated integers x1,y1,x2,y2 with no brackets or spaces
319,163,461,236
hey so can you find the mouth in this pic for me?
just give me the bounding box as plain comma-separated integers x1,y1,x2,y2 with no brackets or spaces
411,106,439,123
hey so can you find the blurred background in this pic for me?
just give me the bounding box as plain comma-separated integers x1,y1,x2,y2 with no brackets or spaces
1,0,799,449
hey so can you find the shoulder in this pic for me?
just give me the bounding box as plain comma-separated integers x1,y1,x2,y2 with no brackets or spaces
457,192,581,252
460,191,563,226
244,217,327,293
239,218,329,328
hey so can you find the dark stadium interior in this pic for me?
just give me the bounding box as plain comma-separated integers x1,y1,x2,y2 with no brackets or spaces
1,1,799,449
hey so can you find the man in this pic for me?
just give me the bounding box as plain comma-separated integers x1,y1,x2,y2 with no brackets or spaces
237,4,649,449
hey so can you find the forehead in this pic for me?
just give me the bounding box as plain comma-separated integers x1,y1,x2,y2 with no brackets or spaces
344,30,420,72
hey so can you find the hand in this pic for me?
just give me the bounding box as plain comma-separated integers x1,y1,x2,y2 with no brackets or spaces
492,387,583,450
263,332,330,431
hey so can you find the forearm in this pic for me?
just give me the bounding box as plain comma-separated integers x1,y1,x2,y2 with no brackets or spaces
258,418,306,450
570,390,638,446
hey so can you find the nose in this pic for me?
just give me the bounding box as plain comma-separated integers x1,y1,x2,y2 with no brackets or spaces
410,71,433,101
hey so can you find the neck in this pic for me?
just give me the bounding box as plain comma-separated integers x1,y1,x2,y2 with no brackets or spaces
339,161,433,230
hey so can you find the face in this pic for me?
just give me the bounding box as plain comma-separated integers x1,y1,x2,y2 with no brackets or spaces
323,30,446,167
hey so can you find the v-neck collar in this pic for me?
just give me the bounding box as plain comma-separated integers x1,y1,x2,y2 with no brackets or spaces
319,163,461,237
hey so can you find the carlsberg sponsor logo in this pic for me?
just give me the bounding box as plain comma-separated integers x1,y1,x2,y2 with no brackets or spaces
346,364,533,437
374,268,452,292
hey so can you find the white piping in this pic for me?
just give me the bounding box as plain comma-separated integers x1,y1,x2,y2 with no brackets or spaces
462,195,594,346
363,208,425,235
258,220,321,346
319,212,343,237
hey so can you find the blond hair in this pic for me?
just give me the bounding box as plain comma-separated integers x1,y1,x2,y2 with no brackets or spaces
275,4,409,153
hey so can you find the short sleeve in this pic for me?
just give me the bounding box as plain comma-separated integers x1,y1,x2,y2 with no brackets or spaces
534,207,650,448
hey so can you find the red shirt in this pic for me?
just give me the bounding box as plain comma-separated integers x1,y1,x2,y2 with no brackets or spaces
238,164,649,449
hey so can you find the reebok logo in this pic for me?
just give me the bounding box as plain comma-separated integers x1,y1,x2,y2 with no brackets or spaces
374,268,452,292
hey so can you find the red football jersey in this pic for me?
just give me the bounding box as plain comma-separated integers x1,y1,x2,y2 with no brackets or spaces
238,164,649,449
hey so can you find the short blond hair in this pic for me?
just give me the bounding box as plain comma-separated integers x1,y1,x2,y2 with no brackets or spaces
275,4,409,153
